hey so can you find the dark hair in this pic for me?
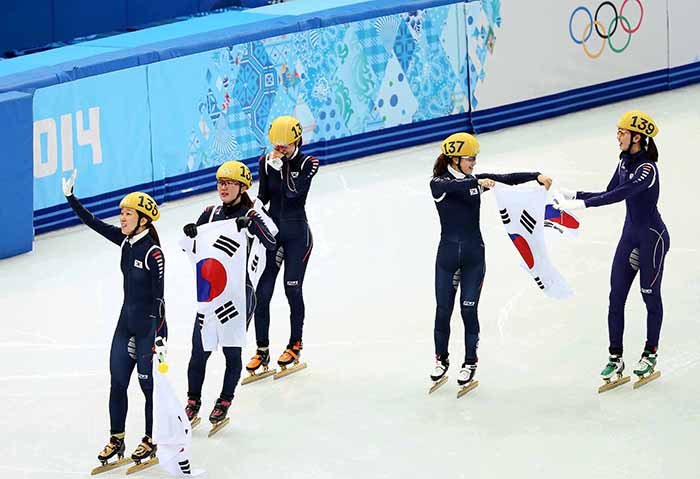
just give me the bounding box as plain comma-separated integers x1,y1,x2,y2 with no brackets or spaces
433,153,452,177
136,212,161,246
637,135,659,162
147,223,161,246
240,191,254,209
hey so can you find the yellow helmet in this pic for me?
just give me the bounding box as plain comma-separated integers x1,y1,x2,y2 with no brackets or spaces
119,192,160,222
268,115,302,145
617,110,658,138
216,160,252,188
441,132,480,157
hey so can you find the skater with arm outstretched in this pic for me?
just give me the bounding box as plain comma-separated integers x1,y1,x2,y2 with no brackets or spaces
429,133,552,397
62,171,166,474
181,161,276,435
554,111,669,391
246,115,319,382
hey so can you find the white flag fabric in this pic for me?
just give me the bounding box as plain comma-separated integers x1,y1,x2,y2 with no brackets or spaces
493,185,573,299
247,200,278,289
152,360,207,477
179,219,248,351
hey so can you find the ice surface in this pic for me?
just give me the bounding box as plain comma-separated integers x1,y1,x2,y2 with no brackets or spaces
1,85,699,479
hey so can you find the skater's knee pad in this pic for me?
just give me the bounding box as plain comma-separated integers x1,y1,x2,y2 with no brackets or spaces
284,281,303,299
641,290,662,312
110,374,130,393
435,306,453,325
137,374,153,393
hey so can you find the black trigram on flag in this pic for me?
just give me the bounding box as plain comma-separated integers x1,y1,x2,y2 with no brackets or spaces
196,312,205,329
499,208,511,225
251,254,260,273
534,276,545,290
544,220,563,234
179,459,192,475
519,210,536,234
215,301,239,324
212,235,240,257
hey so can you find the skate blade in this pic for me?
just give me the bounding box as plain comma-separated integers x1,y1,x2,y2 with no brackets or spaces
273,362,308,380
598,375,630,393
126,457,158,475
428,376,448,395
633,370,661,389
241,368,277,385
457,380,479,399
208,417,231,438
191,415,202,429
90,457,132,475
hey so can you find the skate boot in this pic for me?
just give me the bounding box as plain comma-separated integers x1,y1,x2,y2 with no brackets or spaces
126,436,158,475
632,349,660,389
457,362,479,398
428,355,449,394
242,347,276,385
91,433,130,475
208,398,232,437
185,397,202,428
598,354,630,393
274,340,307,380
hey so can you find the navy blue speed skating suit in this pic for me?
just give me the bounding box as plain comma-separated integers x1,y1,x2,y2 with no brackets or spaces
254,150,319,348
67,195,166,437
576,149,669,354
430,166,542,365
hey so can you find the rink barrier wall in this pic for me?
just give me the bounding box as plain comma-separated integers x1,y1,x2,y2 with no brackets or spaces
0,0,275,56
0,91,34,257
1,0,700,258
471,69,670,133
33,111,471,234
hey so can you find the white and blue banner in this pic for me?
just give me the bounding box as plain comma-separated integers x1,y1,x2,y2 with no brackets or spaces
32,66,152,210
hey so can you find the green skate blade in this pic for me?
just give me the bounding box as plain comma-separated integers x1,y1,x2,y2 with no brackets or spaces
457,380,479,399
126,457,158,475
90,457,132,475
428,375,448,395
598,375,630,393
208,417,231,438
633,370,661,389
273,362,308,380
241,368,277,385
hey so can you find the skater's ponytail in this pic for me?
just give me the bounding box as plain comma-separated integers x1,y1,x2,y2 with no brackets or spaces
433,154,451,177
647,137,659,163
147,223,161,246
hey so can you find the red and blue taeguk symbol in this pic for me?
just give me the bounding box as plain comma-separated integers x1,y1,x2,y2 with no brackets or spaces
545,205,581,230
509,234,535,269
196,258,227,302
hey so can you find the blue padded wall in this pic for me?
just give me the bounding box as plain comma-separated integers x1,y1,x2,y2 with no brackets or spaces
0,91,34,259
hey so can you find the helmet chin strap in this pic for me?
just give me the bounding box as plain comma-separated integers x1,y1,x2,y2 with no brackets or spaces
128,214,147,238
454,158,466,175
624,131,641,155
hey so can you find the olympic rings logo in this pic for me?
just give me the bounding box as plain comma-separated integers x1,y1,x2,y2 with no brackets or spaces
569,0,644,59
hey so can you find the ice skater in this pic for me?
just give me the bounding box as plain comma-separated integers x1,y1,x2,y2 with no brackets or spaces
245,116,319,382
429,132,552,397
554,110,669,392
62,170,166,474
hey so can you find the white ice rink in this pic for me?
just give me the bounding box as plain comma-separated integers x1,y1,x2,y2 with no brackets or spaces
2,85,699,479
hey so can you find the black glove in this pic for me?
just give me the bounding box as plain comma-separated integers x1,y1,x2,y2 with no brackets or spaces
235,216,252,231
183,223,198,238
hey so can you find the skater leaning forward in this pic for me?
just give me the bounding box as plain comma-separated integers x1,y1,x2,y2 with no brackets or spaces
429,133,552,395
181,161,276,433
555,111,669,389
62,171,166,472
246,115,319,381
